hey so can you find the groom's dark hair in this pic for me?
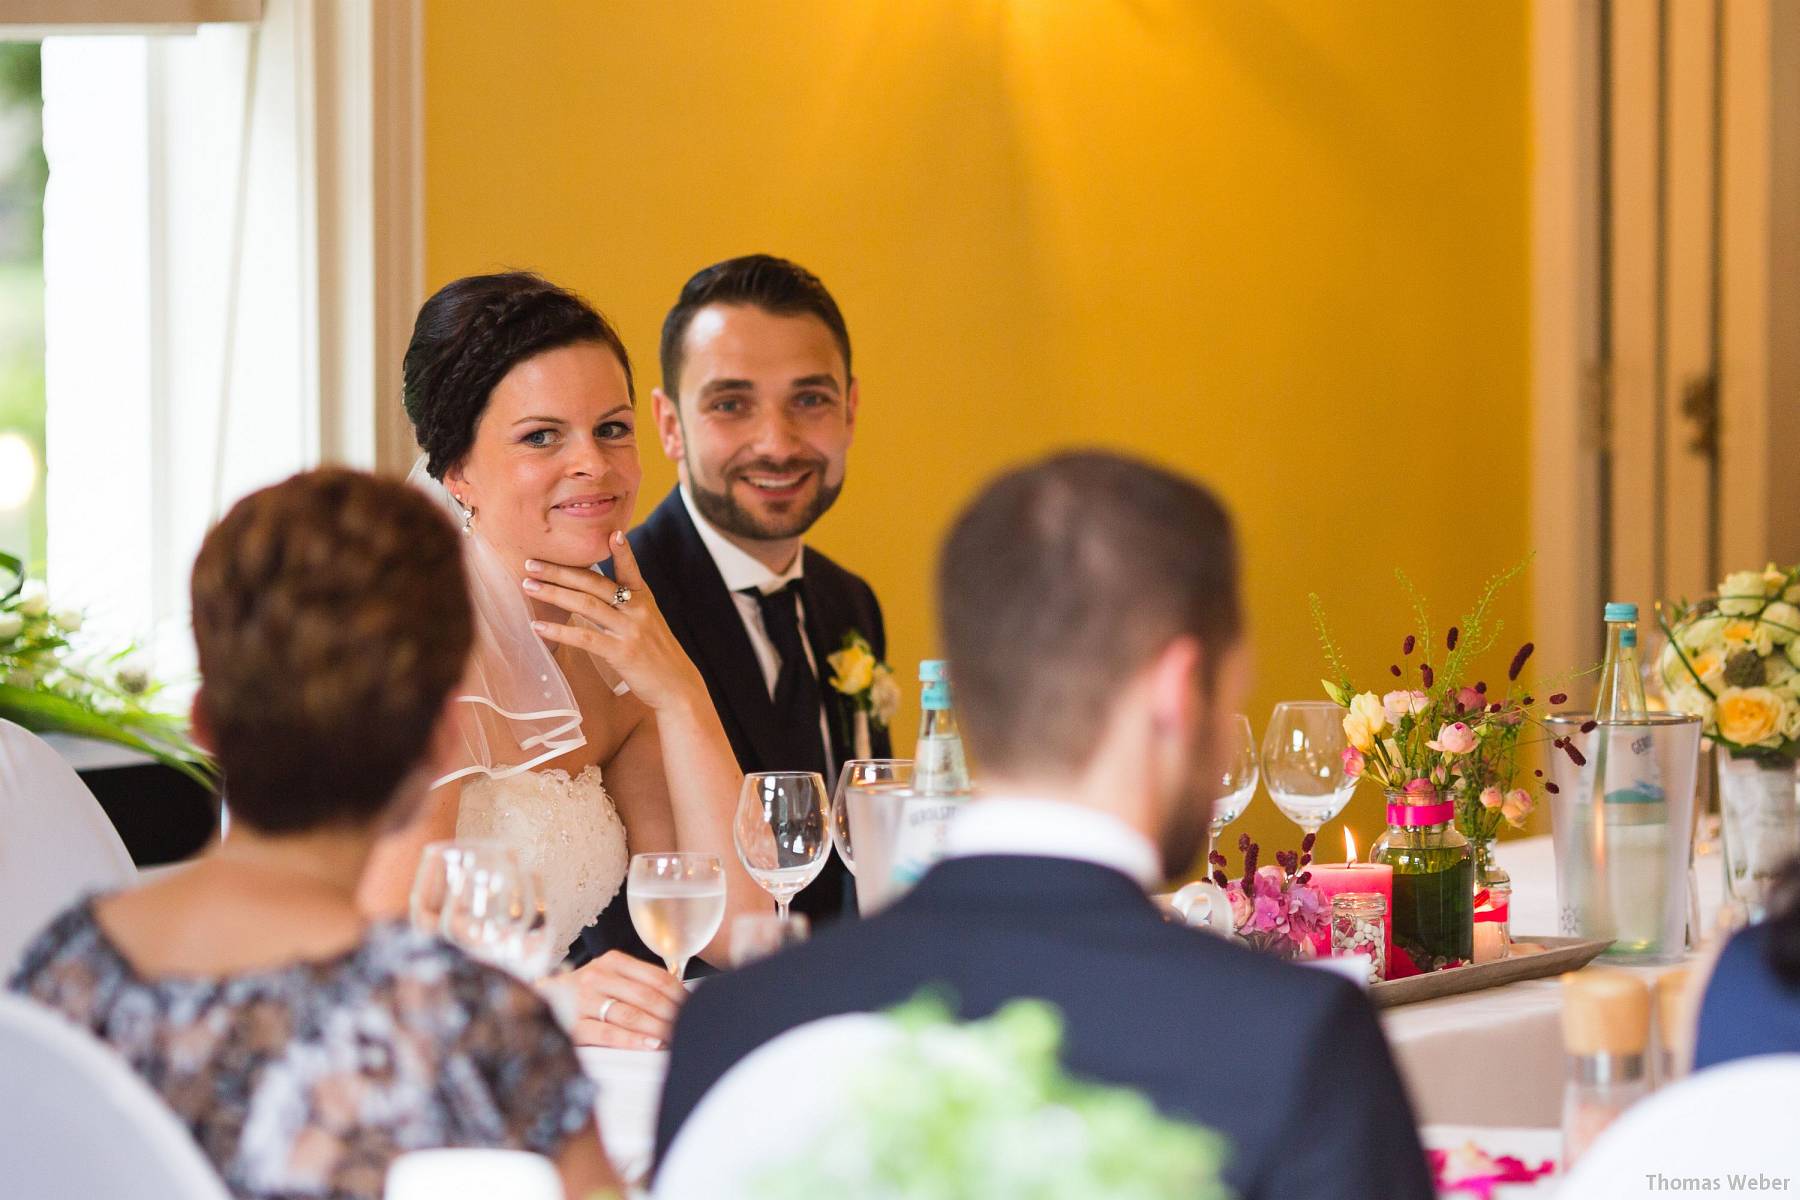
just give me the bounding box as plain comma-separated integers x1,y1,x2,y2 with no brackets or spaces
659,254,852,397
937,451,1242,776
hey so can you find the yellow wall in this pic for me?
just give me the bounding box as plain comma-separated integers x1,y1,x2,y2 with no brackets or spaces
424,0,1533,863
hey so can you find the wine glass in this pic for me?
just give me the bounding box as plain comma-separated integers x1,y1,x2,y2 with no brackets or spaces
1210,714,1258,857
509,870,558,980
441,857,535,973
1261,701,1357,837
830,758,914,875
626,852,726,982
733,771,829,921
409,840,514,937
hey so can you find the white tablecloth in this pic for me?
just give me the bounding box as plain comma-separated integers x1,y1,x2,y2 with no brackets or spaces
578,1045,667,1190
1382,834,1724,1128
580,835,1727,1181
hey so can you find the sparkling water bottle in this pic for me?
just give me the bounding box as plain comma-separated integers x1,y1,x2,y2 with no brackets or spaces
889,660,972,888
1570,603,1671,957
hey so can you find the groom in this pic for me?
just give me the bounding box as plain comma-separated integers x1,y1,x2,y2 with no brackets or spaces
616,254,889,927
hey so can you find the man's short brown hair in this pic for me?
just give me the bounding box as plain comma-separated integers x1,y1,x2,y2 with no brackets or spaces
190,468,473,833
936,451,1242,776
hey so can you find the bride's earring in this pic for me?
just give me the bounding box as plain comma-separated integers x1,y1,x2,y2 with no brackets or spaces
455,495,474,535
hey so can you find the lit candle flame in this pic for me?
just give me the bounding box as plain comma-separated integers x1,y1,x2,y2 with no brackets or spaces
1344,828,1359,865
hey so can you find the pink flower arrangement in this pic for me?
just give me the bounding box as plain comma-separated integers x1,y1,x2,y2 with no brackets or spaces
1310,561,1583,844
1208,833,1327,959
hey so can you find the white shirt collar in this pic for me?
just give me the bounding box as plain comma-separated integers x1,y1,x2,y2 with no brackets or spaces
680,484,805,595
945,796,1162,890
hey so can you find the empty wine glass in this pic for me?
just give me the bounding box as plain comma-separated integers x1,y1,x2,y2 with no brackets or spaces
1211,714,1258,856
733,771,829,921
441,858,535,973
626,853,725,982
830,758,914,875
409,840,514,937
1261,701,1357,837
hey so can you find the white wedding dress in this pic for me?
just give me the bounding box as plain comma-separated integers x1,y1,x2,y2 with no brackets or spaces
456,764,629,957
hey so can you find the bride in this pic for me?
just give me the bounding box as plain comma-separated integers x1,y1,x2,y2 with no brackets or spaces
361,271,764,1048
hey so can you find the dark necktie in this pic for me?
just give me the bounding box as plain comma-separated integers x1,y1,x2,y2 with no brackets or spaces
744,581,829,777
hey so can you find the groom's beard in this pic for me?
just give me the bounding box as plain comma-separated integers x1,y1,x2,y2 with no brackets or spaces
687,452,843,541
1157,734,1216,882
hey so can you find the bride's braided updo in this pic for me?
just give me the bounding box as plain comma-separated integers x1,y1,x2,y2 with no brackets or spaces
402,271,636,479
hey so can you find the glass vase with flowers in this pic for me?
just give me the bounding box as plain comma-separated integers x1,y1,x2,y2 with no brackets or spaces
1312,561,1584,975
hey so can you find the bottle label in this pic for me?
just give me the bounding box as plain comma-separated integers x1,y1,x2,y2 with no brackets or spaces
889,796,964,887
914,734,969,794
921,679,952,711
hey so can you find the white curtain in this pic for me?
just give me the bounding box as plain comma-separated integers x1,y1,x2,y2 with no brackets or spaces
41,4,323,684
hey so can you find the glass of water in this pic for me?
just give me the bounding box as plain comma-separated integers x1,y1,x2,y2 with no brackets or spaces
440,858,535,973
409,840,515,937
830,758,913,875
734,771,830,921
626,852,726,982
1261,701,1358,836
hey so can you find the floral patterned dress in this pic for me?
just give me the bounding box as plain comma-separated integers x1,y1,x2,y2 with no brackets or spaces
8,898,596,1200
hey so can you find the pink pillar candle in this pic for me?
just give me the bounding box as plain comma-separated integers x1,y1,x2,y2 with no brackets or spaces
1307,861,1393,959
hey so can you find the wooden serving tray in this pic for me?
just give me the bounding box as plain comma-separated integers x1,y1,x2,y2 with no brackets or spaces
1368,936,1614,1009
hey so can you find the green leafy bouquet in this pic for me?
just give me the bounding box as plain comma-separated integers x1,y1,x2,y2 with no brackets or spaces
0,552,214,787
757,995,1231,1200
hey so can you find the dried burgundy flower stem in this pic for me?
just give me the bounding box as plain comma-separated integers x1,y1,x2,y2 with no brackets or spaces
1447,626,1460,651
1549,693,1568,705
1509,642,1535,680
1422,664,1435,688
1403,635,1416,655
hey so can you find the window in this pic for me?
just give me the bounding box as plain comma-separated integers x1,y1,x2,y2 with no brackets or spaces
0,0,419,683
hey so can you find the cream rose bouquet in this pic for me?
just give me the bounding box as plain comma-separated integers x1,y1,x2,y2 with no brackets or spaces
1657,562,1800,763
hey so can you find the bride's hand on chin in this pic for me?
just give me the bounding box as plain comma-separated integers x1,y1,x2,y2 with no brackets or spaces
523,531,704,713
545,950,688,1050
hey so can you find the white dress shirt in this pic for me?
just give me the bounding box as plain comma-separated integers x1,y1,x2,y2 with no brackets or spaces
944,796,1161,890
680,486,836,774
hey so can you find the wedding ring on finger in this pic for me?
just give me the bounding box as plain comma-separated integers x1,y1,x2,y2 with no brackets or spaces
597,996,617,1024
609,584,632,609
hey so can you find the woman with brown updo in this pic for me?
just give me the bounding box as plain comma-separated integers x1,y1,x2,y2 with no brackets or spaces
9,468,617,1200
359,272,763,1050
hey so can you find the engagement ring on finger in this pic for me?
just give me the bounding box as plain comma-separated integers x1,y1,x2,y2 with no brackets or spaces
609,585,632,609
597,997,616,1023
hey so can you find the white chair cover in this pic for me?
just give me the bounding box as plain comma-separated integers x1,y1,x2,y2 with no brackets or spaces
654,1013,904,1199
0,719,136,971
0,993,230,1199
1561,1053,1800,1195
384,1149,562,1200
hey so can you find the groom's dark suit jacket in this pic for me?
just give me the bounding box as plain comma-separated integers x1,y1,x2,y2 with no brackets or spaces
578,487,890,963
655,855,1434,1200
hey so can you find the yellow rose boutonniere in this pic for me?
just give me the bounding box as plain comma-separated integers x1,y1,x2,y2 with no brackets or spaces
828,631,895,730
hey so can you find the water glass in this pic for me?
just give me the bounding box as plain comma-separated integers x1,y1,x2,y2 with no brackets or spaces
1262,701,1357,835
409,840,515,937
830,758,914,874
730,912,810,968
626,852,725,982
1546,712,1702,963
733,772,829,921
441,859,535,972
